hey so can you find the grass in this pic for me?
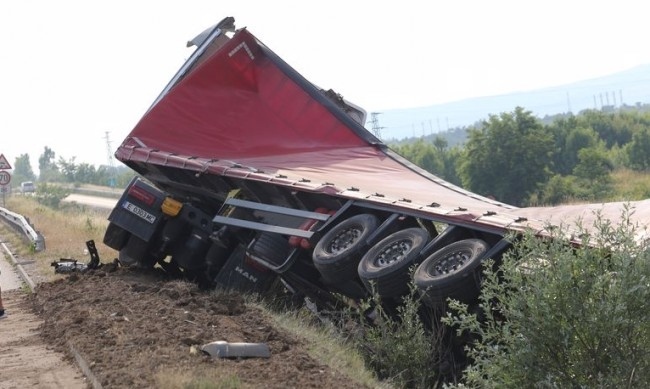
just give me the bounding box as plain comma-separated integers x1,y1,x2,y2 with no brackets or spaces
253,298,391,389
154,367,245,389
2,195,117,281
609,168,650,201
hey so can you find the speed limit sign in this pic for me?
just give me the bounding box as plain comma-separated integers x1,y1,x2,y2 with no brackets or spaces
0,170,11,185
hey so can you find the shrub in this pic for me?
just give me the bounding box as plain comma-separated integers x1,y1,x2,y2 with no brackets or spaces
354,278,444,388
34,182,71,208
444,207,650,388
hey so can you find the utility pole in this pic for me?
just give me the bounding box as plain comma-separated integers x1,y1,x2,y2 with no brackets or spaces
103,131,117,188
369,112,385,139
619,89,623,107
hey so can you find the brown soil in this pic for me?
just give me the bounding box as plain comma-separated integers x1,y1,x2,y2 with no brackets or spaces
8,257,373,388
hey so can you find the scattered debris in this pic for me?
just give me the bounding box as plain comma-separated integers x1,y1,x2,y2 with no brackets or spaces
200,340,271,359
51,240,105,274
51,259,87,273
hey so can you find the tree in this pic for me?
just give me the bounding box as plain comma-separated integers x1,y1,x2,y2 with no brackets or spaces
556,126,600,175
38,146,56,172
38,146,61,182
442,146,463,186
57,156,78,183
573,145,613,199
539,174,578,205
76,163,98,184
459,107,554,206
12,154,36,183
433,136,448,153
625,127,650,171
393,140,444,178
578,109,634,148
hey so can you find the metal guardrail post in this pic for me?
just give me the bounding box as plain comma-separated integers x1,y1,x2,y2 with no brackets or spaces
0,206,46,252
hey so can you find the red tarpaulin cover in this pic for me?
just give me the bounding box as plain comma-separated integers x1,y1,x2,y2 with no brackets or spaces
116,27,649,241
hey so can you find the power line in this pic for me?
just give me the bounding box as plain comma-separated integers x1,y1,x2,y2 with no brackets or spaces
369,112,385,139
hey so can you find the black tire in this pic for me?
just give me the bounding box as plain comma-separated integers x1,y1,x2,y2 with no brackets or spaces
118,250,139,266
414,238,489,307
103,222,130,251
118,235,158,269
358,227,429,298
312,214,379,283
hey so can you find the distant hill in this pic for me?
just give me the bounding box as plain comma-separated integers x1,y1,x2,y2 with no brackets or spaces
372,64,650,141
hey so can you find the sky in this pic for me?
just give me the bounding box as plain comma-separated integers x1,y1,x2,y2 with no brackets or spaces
1,0,649,173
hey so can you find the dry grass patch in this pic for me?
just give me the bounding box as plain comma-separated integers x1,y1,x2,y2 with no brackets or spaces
254,301,390,389
3,196,117,280
610,168,650,201
154,366,245,389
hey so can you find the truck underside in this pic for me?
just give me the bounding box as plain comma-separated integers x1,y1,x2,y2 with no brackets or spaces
102,18,648,373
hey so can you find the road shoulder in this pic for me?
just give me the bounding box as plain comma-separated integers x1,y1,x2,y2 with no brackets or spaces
1,244,89,389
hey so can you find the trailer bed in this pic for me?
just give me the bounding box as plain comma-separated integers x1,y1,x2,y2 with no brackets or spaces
115,18,648,242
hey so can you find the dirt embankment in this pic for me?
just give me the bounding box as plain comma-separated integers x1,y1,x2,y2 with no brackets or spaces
2,247,373,389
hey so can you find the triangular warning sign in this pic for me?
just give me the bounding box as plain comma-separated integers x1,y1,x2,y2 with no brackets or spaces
0,154,12,170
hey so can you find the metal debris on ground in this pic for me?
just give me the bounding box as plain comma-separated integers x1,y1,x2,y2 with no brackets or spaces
200,341,271,359
51,240,104,274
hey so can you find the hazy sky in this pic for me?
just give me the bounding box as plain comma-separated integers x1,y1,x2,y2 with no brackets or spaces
1,0,648,172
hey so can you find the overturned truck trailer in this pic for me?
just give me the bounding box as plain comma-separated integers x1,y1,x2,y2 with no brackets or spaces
103,17,644,310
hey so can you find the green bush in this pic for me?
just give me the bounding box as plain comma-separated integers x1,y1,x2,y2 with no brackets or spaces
444,207,650,388
34,182,71,209
354,278,444,388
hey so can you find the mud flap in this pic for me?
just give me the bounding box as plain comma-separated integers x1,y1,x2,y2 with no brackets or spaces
213,244,276,293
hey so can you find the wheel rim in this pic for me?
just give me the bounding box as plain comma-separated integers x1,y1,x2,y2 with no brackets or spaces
327,225,362,254
430,249,471,276
373,239,413,268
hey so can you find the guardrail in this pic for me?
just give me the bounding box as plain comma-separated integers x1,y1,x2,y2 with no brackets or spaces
0,206,46,251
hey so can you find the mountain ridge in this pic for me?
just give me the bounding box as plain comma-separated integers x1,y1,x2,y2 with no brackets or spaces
373,64,650,141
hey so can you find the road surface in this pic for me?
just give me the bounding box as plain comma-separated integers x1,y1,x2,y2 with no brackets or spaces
64,193,118,210
0,243,88,388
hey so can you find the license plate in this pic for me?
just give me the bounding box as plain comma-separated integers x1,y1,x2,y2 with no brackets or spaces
122,201,157,224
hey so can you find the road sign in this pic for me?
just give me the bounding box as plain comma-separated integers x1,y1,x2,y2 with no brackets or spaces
0,171,11,185
0,154,11,170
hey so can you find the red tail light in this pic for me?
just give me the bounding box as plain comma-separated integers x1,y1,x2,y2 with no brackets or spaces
127,185,157,206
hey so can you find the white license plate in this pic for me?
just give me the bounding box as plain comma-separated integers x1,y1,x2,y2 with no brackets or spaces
122,201,157,224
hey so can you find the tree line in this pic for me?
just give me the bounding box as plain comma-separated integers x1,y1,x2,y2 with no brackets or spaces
9,106,650,208
11,146,136,189
391,106,650,206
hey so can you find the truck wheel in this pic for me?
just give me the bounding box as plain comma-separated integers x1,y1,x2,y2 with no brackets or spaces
357,227,429,298
414,239,488,307
118,235,158,269
103,222,130,251
312,214,379,283
118,250,158,269
118,250,139,267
